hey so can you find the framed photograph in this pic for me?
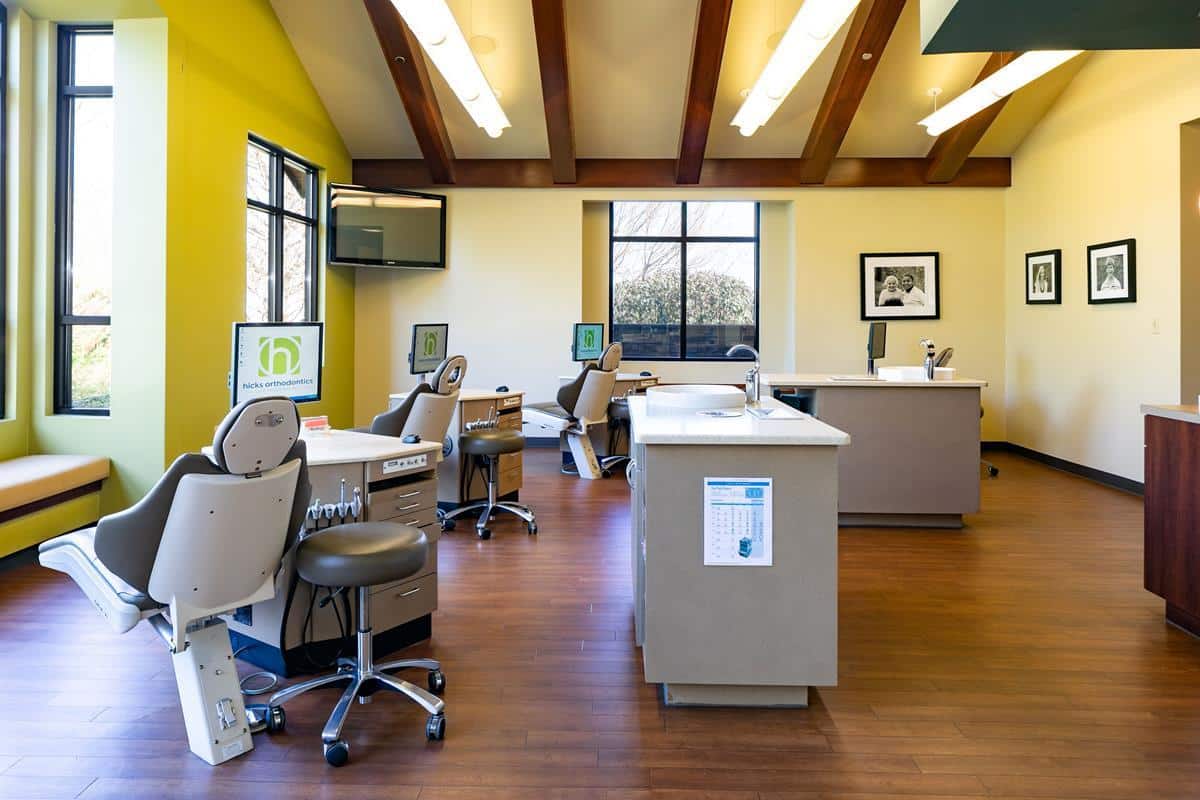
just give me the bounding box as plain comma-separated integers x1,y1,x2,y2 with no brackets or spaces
1025,249,1061,305
1087,239,1136,304
860,252,939,320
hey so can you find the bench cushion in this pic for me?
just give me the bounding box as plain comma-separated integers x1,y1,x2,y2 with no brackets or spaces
0,455,110,514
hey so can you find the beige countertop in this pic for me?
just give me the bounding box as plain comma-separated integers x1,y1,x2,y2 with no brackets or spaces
763,372,988,389
298,429,441,467
389,387,523,402
628,396,850,447
1142,404,1200,424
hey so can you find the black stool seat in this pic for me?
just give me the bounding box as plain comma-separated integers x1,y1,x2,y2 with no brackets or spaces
461,428,525,456
296,522,428,587
609,398,630,421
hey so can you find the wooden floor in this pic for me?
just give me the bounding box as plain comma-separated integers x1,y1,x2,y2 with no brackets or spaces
1,449,1198,799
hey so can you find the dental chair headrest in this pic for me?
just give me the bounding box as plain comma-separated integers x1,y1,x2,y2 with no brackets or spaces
430,355,467,395
210,397,301,476
598,342,622,372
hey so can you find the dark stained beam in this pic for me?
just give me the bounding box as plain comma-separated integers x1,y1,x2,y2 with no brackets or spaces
354,157,1011,189
800,0,907,184
677,0,734,184
362,0,456,185
531,0,576,184
924,51,1021,184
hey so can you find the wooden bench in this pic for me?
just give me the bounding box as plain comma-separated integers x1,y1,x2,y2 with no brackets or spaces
0,455,110,559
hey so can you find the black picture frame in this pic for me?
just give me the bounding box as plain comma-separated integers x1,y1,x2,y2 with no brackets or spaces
1087,238,1136,304
860,252,940,321
1025,249,1062,305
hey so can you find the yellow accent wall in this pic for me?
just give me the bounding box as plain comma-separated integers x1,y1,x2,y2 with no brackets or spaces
1004,50,1200,482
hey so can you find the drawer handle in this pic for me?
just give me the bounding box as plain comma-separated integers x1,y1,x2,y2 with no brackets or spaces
397,587,421,598
405,518,421,525
394,490,422,499
395,502,421,512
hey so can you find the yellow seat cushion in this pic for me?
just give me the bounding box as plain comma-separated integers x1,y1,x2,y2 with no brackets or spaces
0,455,111,513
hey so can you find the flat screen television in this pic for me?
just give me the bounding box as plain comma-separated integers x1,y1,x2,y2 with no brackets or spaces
328,183,446,269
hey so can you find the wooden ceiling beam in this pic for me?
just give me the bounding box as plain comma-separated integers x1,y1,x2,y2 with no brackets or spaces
677,0,735,185
354,157,1011,189
924,51,1021,184
800,0,907,185
362,0,456,185
531,0,576,184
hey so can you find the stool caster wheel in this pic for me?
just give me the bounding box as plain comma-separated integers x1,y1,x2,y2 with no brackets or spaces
987,466,1000,477
601,469,612,479
527,522,538,535
426,713,446,741
441,518,456,532
477,528,491,540
266,705,285,733
428,669,446,693
324,739,350,767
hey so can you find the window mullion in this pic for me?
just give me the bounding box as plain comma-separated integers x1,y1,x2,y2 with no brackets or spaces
679,201,688,360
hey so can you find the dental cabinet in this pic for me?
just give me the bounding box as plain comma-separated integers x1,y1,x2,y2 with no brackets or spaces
226,429,443,676
627,393,849,707
389,388,525,508
763,373,988,528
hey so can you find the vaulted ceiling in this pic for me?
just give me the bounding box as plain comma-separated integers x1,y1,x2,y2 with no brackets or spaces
270,0,1089,187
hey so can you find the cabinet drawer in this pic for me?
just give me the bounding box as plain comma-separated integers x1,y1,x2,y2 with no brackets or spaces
372,504,440,533
499,450,521,472
497,410,522,430
499,463,522,495
367,478,437,519
369,573,437,631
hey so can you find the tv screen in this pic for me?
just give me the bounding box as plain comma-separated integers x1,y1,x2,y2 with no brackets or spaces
328,183,446,268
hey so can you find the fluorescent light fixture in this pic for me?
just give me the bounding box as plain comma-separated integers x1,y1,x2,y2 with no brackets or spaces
731,0,862,137
918,50,1082,136
390,0,511,138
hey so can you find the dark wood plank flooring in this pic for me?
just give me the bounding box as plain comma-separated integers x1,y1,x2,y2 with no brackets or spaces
2,449,1198,799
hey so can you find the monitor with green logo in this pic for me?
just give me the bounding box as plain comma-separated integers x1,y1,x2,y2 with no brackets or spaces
410,323,448,375
231,321,324,407
572,323,604,362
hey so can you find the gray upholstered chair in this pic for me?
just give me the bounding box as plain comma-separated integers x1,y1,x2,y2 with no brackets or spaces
39,397,311,766
522,342,622,479
370,355,466,447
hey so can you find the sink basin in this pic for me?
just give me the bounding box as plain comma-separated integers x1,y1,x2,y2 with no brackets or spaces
646,384,746,412
876,366,957,382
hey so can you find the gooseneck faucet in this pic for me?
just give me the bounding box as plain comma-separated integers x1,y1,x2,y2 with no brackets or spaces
726,344,761,406
920,338,936,381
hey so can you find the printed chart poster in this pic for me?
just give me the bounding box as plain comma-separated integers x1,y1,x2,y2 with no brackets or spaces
703,477,773,567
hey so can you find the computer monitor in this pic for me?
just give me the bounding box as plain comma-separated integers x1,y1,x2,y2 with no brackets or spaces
572,323,605,362
410,323,448,375
866,322,886,375
231,321,324,406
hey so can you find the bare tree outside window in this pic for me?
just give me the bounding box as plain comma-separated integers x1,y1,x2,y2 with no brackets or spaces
246,139,317,324
611,201,758,360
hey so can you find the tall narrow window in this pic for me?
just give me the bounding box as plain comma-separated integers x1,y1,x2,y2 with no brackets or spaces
0,3,8,417
55,25,114,414
610,201,759,360
246,137,318,323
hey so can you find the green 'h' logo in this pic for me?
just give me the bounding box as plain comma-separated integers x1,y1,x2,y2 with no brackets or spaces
583,328,596,349
423,331,438,357
259,336,302,377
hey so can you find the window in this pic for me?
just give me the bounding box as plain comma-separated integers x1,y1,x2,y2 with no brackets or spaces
246,137,318,323
54,25,114,414
610,201,759,360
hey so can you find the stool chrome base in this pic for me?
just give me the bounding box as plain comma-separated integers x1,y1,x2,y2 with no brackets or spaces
441,453,537,538
268,586,446,766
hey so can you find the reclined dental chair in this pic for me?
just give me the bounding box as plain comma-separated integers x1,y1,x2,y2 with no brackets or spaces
39,397,310,766
369,355,466,448
522,342,622,480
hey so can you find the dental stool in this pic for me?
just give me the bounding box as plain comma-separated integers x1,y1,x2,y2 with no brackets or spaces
268,521,446,766
440,428,536,539
599,396,632,474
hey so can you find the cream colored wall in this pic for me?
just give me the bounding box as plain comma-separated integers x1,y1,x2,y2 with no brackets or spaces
360,189,1007,441
1004,50,1200,483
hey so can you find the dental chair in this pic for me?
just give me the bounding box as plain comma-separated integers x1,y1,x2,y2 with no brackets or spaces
38,397,310,766
522,342,622,480
369,355,466,448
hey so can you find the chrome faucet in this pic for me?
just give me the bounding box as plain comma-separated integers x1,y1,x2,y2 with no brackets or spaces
920,338,936,381
726,344,761,406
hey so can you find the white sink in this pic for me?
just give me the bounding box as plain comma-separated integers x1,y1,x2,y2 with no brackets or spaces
877,366,957,382
646,384,746,412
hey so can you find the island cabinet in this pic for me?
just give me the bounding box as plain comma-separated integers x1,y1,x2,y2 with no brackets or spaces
627,395,849,707
1143,405,1200,636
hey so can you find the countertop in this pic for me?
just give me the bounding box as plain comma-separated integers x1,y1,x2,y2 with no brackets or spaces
1142,404,1200,425
389,387,524,402
763,372,988,389
628,396,850,446
558,373,660,381
297,429,441,467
